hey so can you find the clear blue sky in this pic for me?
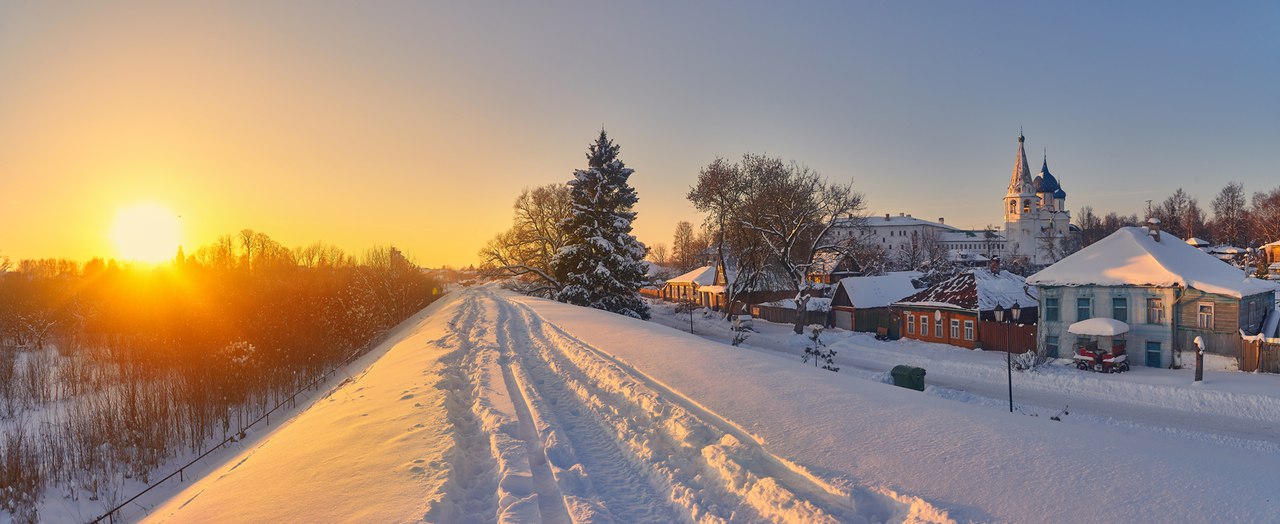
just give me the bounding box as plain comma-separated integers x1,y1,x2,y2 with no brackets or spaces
1,2,1276,266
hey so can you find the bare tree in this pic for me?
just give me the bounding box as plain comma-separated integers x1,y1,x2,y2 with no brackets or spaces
1249,187,1280,246
1211,182,1247,246
478,184,572,296
733,155,867,333
671,221,702,272
648,243,670,266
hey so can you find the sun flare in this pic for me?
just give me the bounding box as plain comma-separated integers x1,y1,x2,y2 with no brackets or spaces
110,203,182,263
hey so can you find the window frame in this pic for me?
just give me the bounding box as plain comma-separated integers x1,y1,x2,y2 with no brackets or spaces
950,319,960,339
907,314,915,335
1045,297,1059,322
1197,302,1215,329
1146,297,1164,324
963,320,974,341
1076,297,1092,321
920,315,929,336
1112,297,1128,323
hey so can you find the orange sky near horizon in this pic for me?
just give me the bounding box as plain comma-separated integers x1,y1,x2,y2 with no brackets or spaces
3,3,1276,268
0,4,605,268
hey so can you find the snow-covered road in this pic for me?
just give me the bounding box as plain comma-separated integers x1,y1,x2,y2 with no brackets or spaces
144,287,1280,523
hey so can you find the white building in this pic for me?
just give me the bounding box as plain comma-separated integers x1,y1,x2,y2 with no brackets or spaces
1002,131,1071,266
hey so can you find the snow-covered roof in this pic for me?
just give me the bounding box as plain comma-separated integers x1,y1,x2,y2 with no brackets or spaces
1027,227,1278,298
1209,245,1246,255
845,214,958,230
940,230,1004,243
1262,240,1280,249
895,268,1037,312
666,265,716,286
1186,237,1210,247
835,272,922,309
1068,318,1130,336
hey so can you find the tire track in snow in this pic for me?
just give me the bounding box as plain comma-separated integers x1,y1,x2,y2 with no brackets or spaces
491,294,574,524
502,291,944,523
489,291,684,523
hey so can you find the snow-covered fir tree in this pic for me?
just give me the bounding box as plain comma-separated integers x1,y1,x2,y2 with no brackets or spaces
551,130,651,320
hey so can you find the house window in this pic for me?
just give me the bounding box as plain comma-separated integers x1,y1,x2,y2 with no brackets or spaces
1146,298,1164,324
907,315,915,334
1045,297,1059,321
1197,303,1214,329
963,320,974,341
920,315,929,336
1046,335,1059,358
1076,297,1091,321
935,316,943,336
1112,297,1128,323
950,319,960,339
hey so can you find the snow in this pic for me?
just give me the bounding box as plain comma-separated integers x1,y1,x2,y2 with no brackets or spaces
1028,227,1278,298
1067,317,1130,336
763,297,832,311
895,268,1037,312
665,265,716,286
139,287,1280,523
1185,236,1210,247
835,271,921,308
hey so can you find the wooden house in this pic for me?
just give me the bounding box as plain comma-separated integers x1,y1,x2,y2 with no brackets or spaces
1026,223,1278,367
893,262,1038,351
830,272,922,338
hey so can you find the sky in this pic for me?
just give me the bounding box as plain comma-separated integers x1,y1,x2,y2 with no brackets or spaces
1,2,1276,267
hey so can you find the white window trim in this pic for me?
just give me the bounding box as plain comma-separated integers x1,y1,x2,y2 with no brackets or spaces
950,319,960,339
1197,302,1214,329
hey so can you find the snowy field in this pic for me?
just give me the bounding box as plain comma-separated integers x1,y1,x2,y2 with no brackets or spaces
125,287,1278,523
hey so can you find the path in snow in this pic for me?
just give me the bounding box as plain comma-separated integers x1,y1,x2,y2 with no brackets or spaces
456,287,915,522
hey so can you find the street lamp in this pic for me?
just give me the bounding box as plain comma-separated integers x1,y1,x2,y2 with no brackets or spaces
993,303,1021,413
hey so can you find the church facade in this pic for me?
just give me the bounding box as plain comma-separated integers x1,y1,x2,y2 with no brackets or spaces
1002,132,1071,266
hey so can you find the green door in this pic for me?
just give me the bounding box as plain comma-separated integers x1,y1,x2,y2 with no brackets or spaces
1145,341,1161,368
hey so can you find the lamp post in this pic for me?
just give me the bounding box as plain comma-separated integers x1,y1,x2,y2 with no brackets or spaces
994,303,1021,413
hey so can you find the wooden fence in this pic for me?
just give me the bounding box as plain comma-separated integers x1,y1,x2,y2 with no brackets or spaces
977,320,1037,354
1241,338,1280,373
751,304,829,327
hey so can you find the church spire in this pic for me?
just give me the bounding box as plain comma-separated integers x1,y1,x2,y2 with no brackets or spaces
1008,130,1032,194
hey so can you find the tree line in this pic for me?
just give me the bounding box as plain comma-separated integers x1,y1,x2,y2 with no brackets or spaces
1077,182,1280,250
0,231,439,523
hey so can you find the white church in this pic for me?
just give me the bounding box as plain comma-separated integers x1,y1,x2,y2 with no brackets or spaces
824,131,1072,268
1002,131,1071,266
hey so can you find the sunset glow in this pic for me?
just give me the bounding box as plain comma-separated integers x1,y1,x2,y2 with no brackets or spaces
110,203,181,263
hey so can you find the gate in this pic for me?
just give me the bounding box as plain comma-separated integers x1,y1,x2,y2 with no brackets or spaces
1242,338,1280,373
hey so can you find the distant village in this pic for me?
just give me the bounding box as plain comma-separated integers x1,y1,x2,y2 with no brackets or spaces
641,132,1280,373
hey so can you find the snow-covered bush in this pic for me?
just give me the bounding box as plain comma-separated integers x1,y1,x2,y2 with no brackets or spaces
1012,350,1052,372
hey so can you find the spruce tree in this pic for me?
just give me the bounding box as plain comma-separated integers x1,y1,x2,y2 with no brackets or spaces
552,130,651,320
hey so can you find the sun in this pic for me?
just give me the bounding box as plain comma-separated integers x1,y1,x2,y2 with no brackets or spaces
110,203,182,263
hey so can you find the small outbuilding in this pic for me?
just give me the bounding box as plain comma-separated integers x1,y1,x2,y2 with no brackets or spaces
830,272,922,338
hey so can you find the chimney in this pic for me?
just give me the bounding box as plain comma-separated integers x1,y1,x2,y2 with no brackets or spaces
988,256,1001,274
884,213,890,221
1147,217,1162,242
939,217,945,224
899,212,905,217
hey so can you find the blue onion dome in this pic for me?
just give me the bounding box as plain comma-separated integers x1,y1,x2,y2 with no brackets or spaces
1038,156,1061,193
1053,187,1067,199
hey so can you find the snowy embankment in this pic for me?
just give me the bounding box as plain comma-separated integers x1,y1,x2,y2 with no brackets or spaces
145,287,1279,523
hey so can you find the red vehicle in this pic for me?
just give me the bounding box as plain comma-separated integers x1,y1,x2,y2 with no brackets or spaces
1073,345,1130,373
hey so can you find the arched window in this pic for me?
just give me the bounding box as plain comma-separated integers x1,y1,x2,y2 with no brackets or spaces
1009,200,1016,213
1023,199,1031,213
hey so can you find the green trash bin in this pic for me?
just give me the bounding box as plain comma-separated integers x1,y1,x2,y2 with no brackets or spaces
890,365,926,391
